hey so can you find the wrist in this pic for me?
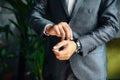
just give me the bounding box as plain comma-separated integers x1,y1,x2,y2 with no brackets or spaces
73,39,82,53
71,40,77,53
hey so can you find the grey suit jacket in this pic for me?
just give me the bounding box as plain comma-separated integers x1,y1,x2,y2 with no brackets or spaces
28,0,119,80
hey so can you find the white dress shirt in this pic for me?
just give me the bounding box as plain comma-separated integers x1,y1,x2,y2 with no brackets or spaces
66,0,76,15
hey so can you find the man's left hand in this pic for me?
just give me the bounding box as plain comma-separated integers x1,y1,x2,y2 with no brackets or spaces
52,40,77,60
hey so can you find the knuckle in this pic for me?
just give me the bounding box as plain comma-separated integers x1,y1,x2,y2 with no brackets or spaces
56,56,60,60
67,36,70,39
62,32,65,36
61,22,64,24
63,22,67,24
58,24,61,27
66,57,69,60
60,31,64,35
62,40,66,43
64,22,68,26
60,22,66,25
54,25,58,28
59,22,63,25
67,32,70,36
66,55,69,59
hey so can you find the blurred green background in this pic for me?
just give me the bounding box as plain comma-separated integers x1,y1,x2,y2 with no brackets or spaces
107,38,120,79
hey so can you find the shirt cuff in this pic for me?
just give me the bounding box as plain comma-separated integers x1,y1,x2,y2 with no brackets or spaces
43,24,53,36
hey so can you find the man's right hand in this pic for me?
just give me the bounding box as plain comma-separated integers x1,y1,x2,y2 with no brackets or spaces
45,22,73,40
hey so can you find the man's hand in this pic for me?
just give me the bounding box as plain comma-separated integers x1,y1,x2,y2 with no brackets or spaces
52,40,77,60
45,22,73,40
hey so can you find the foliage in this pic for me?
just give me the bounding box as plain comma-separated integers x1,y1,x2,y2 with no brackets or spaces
107,38,120,79
0,25,15,76
0,0,44,79
0,48,16,75
0,49,8,75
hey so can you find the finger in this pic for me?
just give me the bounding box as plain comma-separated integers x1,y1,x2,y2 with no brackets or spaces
48,25,60,36
52,49,60,56
49,30,56,36
64,22,73,40
53,48,66,57
54,25,61,37
46,25,56,35
58,24,65,40
53,40,67,50
60,22,71,39
61,22,72,40
56,54,70,60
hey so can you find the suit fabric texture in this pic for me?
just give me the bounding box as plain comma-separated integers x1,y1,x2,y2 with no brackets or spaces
28,0,119,80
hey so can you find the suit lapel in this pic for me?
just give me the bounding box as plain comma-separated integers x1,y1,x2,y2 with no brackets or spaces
71,0,83,18
61,0,83,18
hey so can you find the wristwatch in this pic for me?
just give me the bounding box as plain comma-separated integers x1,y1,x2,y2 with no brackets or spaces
73,39,82,53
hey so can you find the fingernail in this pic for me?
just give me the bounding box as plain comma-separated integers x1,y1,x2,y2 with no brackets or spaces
71,37,73,40
53,46,57,49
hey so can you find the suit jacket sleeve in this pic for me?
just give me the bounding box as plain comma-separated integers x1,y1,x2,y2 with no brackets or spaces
77,0,119,56
28,0,54,35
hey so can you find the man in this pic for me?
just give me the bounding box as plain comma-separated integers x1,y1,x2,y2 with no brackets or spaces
28,0,119,80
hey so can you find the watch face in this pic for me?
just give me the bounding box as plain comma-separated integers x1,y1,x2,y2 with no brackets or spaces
73,39,81,52
77,40,81,50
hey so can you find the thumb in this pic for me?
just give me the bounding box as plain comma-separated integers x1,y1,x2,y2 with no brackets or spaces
53,40,67,50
